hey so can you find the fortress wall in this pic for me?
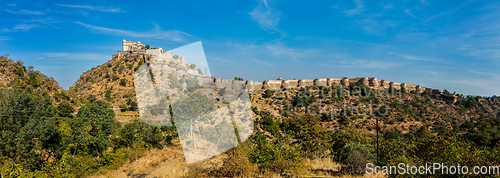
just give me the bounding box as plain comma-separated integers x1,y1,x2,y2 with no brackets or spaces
369,77,379,88
215,78,233,89
246,81,263,91
117,51,130,58
416,85,426,93
298,79,314,87
314,78,328,86
146,49,162,56
327,78,342,86
232,80,246,90
283,80,299,89
263,80,282,90
402,83,417,91
379,80,390,88
349,78,361,85
389,82,401,89
195,76,214,87
359,77,369,86
197,75,438,95
341,78,350,86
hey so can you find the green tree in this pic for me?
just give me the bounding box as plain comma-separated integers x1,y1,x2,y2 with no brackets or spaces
57,101,75,118
0,89,62,170
117,119,164,149
69,100,116,158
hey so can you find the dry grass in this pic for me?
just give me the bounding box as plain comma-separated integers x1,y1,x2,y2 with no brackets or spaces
89,140,227,178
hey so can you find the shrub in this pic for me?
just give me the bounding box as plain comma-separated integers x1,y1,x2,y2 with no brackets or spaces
119,79,127,86
263,89,275,98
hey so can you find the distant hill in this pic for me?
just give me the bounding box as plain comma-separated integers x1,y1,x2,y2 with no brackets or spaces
0,54,74,105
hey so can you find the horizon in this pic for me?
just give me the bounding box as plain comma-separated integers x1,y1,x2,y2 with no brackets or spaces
2,0,500,96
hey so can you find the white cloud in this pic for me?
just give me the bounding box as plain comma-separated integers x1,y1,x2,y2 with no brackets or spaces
424,71,439,76
44,53,70,57
470,71,500,78
330,59,399,69
383,3,394,9
351,60,399,69
0,36,11,41
1,24,38,32
254,59,273,66
403,9,417,18
387,52,448,63
343,0,365,16
56,4,125,13
41,52,111,61
76,22,191,42
209,56,234,64
249,0,280,32
6,9,44,15
265,42,318,60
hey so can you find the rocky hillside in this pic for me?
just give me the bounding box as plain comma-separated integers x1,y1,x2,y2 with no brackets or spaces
69,55,145,122
250,86,500,136
69,51,205,123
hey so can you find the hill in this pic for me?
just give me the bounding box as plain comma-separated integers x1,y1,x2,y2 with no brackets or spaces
0,54,75,105
69,54,146,122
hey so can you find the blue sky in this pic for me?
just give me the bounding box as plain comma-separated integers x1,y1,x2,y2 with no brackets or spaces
1,0,500,96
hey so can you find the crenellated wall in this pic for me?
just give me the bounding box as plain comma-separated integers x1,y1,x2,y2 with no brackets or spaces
282,80,299,89
314,78,328,86
263,80,282,90
328,78,342,86
215,78,233,89
205,76,441,94
298,79,314,87
389,82,401,90
232,80,246,90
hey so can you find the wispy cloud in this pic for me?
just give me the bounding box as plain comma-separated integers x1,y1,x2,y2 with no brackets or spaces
254,59,273,66
222,40,318,63
21,18,60,24
343,0,365,16
56,4,125,13
265,41,318,60
249,0,281,32
403,9,417,18
76,22,191,42
6,9,44,15
209,56,235,65
42,52,111,61
1,24,38,32
387,52,448,63
44,53,70,57
7,4,15,6
470,71,500,78
0,36,11,42
330,59,399,69
424,71,440,76
383,3,394,9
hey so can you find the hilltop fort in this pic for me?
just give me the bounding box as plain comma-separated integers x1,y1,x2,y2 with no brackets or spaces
114,40,443,95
